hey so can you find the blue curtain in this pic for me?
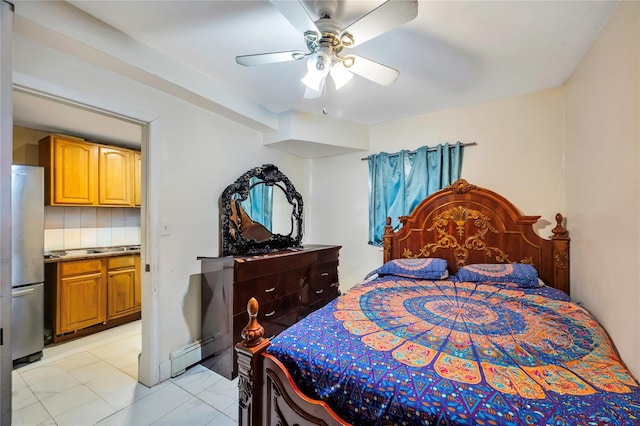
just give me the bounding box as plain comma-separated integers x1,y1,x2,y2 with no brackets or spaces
368,142,462,246
241,178,273,230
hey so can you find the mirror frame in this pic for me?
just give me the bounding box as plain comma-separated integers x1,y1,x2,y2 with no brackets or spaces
220,164,304,256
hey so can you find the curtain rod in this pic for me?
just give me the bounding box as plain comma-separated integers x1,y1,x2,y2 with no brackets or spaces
360,142,477,161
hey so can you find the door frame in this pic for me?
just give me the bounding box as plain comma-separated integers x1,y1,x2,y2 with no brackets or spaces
0,1,13,424
9,83,161,386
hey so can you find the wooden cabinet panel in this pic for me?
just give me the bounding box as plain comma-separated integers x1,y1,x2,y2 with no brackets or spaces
107,255,139,320
134,255,142,308
46,254,141,343
39,134,140,207
40,135,97,205
99,146,132,206
57,259,106,334
107,268,137,319
133,151,141,206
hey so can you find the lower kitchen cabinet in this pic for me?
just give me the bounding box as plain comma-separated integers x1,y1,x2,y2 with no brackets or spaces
107,256,141,319
45,254,141,344
58,259,106,335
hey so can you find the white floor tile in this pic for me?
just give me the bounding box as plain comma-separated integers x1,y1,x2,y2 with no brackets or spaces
98,378,168,411
12,320,239,425
11,384,39,412
205,412,237,426
170,364,225,395
40,383,102,417
52,396,116,426
197,383,238,412
21,367,81,400
150,396,221,425
11,400,53,426
96,382,192,425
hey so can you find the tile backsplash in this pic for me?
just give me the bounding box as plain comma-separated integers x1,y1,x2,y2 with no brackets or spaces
45,207,141,251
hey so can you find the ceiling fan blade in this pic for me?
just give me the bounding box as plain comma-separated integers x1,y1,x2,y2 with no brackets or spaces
347,55,399,86
341,0,418,47
236,50,306,66
269,0,319,36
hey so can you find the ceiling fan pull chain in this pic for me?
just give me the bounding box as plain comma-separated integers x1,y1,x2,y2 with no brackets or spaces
322,82,328,115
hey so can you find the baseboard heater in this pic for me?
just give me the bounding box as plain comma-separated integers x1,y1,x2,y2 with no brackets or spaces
170,332,225,377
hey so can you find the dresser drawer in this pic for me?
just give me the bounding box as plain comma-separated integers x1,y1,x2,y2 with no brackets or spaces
233,274,282,315
309,261,338,289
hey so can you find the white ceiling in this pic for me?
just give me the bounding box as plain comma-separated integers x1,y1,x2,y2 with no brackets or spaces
13,1,617,144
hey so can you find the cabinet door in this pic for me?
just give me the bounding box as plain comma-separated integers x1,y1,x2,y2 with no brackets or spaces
134,254,141,308
98,146,132,206
107,267,137,319
52,137,97,205
133,151,142,206
58,272,106,334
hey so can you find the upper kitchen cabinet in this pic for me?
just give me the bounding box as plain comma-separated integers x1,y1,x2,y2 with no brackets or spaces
39,135,97,205
98,145,131,206
39,134,140,207
133,151,141,206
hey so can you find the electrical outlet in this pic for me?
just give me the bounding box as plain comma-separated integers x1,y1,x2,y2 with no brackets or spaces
160,221,171,236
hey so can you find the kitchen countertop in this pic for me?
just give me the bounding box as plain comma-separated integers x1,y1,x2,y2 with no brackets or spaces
44,245,141,263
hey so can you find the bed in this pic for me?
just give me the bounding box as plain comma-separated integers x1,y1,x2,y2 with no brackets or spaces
235,179,640,425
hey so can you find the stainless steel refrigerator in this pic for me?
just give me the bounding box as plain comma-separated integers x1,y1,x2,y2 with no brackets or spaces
11,165,44,363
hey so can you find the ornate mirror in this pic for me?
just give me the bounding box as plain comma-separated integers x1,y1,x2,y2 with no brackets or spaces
220,164,303,256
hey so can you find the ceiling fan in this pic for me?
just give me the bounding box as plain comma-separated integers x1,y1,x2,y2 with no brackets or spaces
236,0,419,99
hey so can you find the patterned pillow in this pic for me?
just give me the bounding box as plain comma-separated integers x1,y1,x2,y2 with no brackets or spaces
455,263,539,288
373,258,449,280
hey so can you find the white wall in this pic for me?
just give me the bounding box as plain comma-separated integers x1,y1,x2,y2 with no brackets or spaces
13,30,311,383
564,1,640,379
310,88,566,289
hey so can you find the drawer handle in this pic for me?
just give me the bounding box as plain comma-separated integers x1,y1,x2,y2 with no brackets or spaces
264,287,276,293
315,289,324,294
320,272,329,277
265,310,276,317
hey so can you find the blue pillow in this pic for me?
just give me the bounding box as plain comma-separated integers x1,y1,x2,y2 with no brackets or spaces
455,263,539,288
373,258,449,280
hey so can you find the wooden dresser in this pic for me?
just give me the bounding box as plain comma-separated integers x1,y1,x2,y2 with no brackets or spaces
199,244,341,376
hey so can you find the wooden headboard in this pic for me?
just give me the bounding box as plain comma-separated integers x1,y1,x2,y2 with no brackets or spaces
382,179,570,295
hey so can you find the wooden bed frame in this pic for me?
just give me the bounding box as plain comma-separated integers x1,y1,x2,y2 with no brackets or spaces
235,179,570,426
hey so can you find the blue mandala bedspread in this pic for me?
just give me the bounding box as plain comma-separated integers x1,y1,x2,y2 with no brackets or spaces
267,277,640,425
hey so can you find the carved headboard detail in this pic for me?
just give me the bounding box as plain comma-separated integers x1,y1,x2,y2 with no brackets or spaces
382,179,570,294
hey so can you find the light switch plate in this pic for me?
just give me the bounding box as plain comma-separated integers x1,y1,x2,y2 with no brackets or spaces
160,221,171,236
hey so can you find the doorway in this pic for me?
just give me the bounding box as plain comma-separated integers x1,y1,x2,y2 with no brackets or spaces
11,88,148,382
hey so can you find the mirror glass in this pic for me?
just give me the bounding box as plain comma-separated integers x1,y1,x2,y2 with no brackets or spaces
220,164,303,256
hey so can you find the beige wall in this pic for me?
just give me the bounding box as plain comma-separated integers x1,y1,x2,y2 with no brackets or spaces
565,1,640,378
13,125,47,165
309,88,566,288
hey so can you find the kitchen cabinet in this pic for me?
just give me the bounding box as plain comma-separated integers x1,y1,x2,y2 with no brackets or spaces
107,255,139,319
57,259,106,335
39,134,140,207
45,253,141,343
99,146,132,206
39,135,97,205
133,151,142,206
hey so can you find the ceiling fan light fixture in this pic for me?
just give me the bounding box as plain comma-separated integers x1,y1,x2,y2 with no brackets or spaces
301,51,330,91
330,61,353,90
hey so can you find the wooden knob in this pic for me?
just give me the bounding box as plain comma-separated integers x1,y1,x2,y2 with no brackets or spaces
551,213,569,239
241,297,264,347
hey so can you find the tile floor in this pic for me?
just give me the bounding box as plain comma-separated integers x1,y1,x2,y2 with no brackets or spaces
11,321,238,425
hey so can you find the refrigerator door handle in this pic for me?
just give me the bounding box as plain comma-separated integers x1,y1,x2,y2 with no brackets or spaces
13,288,36,297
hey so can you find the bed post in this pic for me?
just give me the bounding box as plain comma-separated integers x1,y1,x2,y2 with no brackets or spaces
382,217,394,263
551,213,570,295
236,298,270,426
